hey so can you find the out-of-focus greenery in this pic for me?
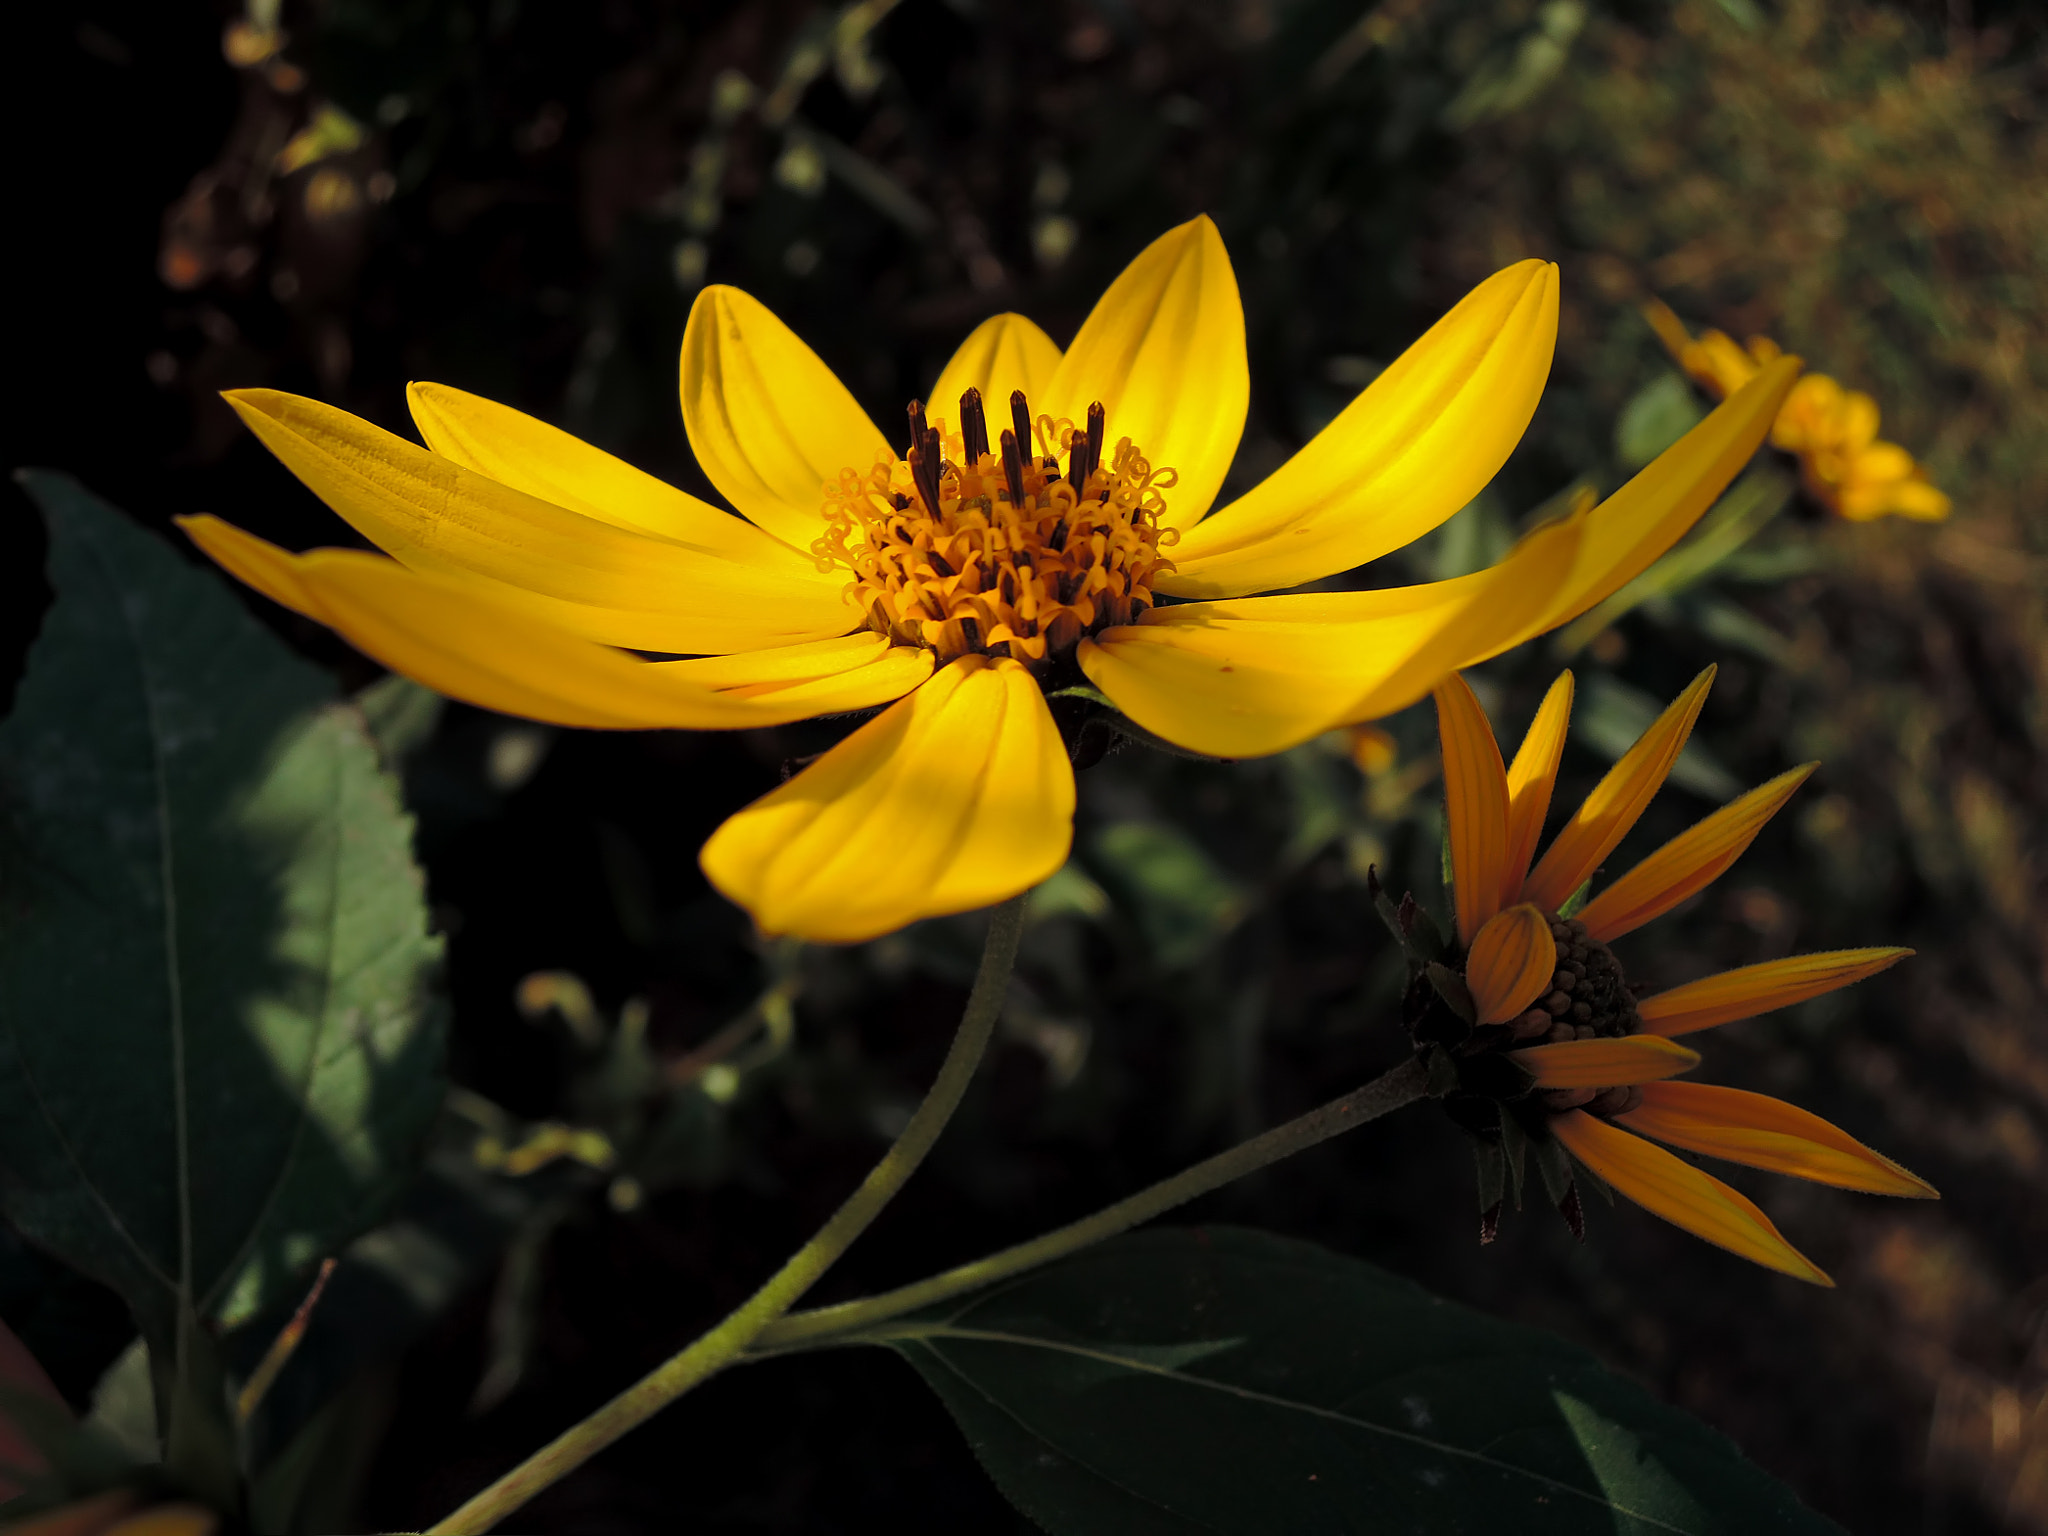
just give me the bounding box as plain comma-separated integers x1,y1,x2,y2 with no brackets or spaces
4,0,2043,1531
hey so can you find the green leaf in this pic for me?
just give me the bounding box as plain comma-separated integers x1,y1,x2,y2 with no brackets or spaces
0,475,445,1423
1614,371,1708,471
878,1227,1836,1535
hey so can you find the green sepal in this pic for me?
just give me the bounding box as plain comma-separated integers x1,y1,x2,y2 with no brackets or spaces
1366,871,1446,968
1425,963,1476,1025
1557,877,1595,920
1499,1110,1530,1211
1532,1131,1575,1208
1472,1137,1507,1218
1569,1151,1618,1207
1404,897,1448,962
1423,1047,1462,1099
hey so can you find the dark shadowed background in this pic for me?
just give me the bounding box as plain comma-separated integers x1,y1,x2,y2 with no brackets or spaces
4,0,2045,1531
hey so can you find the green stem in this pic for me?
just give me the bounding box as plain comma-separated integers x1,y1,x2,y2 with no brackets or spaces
427,895,1028,1535
749,1053,1430,1354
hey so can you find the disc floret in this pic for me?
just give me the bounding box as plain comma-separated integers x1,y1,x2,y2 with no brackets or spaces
814,388,1178,667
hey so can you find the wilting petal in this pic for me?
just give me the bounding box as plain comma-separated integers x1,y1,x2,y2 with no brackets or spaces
1163,260,1559,597
1077,510,1583,759
1521,667,1715,915
1578,764,1816,942
680,284,895,552
1619,1083,1937,1198
699,656,1074,943
1467,905,1557,1024
224,389,858,653
1502,671,1574,905
1043,216,1247,536
1637,949,1913,1037
1435,673,1510,943
179,517,930,730
406,383,839,576
1512,1034,1700,1088
928,313,1063,433
1550,1110,1832,1284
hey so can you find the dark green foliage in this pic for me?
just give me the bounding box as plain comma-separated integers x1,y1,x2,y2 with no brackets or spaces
880,1226,1838,1535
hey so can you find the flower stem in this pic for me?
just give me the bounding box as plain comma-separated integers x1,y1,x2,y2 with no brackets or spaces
427,895,1028,1535
748,1053,1430,1354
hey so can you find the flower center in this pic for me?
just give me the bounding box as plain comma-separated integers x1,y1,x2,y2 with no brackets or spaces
1503,917,1646,1118
813,388,1178,667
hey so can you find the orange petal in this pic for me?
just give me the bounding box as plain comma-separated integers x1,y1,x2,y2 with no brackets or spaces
1501,670,1573,904
1434,673,1509,943
1577,763,1816,942
1466,905,1557,1025
1550,1110,1833,1284
1511,1034,1700,1088
1619,1082,1937,1198
1521,666,1715,914
1636,949,1913,1037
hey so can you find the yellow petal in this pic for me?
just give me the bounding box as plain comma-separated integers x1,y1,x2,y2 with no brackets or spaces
1521,667,1715,915
1550,1110,1833,1284
1636,949,1912,1037
680,284,895,552
1511,1034,1700,1088
1076,508,1585,759
405,383,839,589
699,656,1074,943
1577,763,1816,942
1619,1082,1937,1198
1513,357,1801,647
224,388,858,653
1164,260,1558,597
1435,673,1510,943
1502,670,1574,905
927,313,1063,432
1466,905,1557,1025
1042,215,1246,537
178,516,930,730
1641,298,1695,364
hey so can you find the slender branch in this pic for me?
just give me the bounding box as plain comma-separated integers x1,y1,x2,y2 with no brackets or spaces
427,896,1029,1535
749,1053,1430,1353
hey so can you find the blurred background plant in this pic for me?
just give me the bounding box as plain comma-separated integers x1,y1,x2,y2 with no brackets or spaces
4,0,2044,1530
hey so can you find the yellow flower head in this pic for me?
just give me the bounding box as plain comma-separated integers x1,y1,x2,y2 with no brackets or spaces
179,218,1797,943
1645,298,1950,523
1415,668,1935,1284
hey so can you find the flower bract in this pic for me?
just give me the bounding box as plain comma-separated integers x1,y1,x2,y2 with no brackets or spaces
1416,667,1935,1284
181,217,1797,942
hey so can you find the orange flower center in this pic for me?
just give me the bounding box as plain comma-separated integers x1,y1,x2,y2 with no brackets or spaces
813,388,1178,667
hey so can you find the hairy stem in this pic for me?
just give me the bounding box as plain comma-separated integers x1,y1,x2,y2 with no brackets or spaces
427,895,1028,1535
749,1053,1430,1353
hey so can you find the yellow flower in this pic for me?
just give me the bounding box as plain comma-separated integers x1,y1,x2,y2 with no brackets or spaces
1426,668,1935,1284
1644,298,1950,522
179,218,1796,943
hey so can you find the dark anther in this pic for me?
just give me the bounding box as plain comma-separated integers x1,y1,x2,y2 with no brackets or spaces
958,615,981,651
908,440,943,517
891,493,911,511
1068,429,1088,497
1010,390,1032,456
960,388,990,464
1084,400,1106,479
1000,428,1028,506
906,399,930,453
